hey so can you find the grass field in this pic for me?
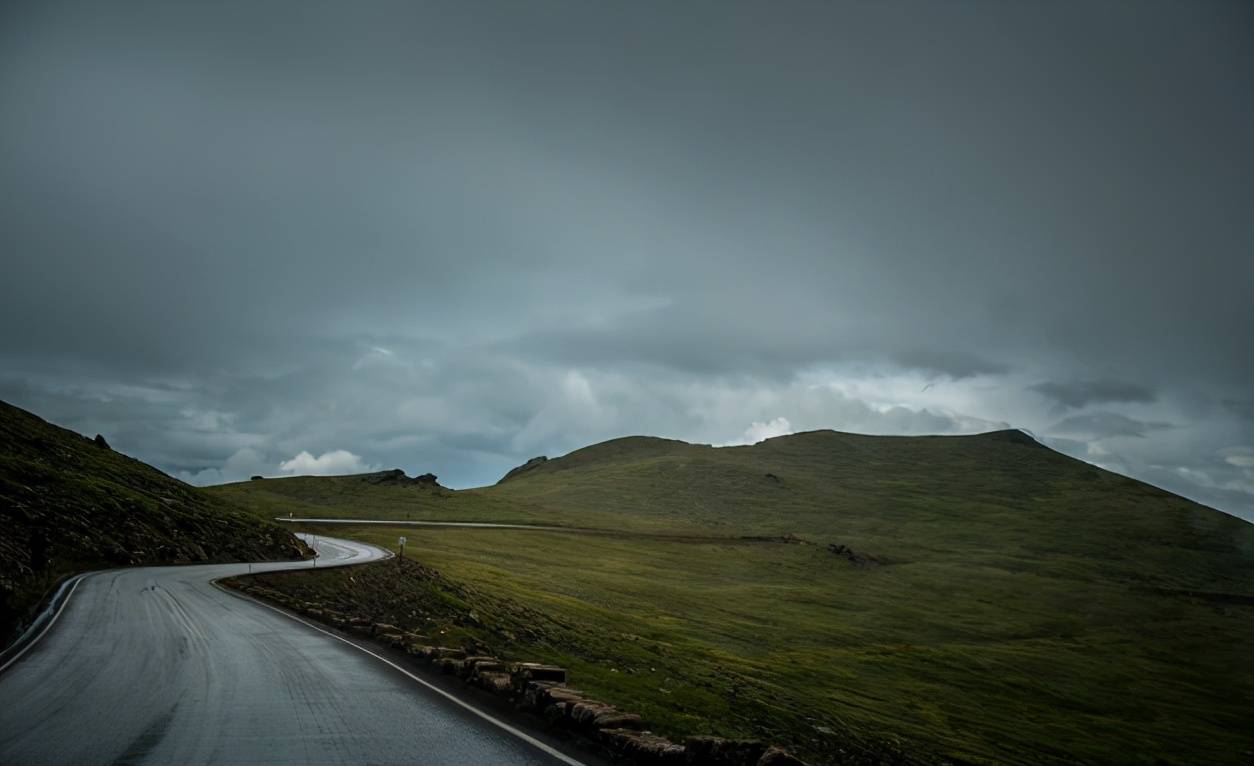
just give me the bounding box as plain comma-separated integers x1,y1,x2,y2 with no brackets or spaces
212,430,1254,764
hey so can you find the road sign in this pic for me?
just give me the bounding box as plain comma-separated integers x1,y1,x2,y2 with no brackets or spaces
398,536,407,545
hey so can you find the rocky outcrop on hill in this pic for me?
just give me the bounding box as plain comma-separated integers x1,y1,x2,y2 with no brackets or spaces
361,469,441,487
497,456,548,483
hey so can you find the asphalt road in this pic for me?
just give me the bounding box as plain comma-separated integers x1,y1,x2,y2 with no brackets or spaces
279,518,571,531
0,535,586,765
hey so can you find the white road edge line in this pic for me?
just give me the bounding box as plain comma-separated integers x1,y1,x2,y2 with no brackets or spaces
0,574,87,674
213,579,591,766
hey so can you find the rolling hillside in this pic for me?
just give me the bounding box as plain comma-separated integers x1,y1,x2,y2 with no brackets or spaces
0,401,308,647
220,428,1253,571
212,429,1254,763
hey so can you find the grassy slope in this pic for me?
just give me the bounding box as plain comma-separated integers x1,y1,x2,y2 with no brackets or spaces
212,430,1254,765
0,400,308,645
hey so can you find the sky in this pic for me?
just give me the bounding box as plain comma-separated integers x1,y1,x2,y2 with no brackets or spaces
2,1,1252,521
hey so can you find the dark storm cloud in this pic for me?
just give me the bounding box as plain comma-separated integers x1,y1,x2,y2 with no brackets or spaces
1225,399,1254,422
1028,380,1156,410
888,351,1010,380
1,1,1251,518
1049,412,1171,440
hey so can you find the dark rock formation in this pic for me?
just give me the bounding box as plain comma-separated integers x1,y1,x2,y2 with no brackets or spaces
498,456,548,483
362,469,441,487
739,534,813,545
684,735,767,764
250,475,264,481
827,543,885,567
514,662,567,687
600,729,687,764
93,433,110,449
365,468,409,484
757,747,808,766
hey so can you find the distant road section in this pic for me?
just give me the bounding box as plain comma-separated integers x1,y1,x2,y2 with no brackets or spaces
0,535,581,766
279,518,571,530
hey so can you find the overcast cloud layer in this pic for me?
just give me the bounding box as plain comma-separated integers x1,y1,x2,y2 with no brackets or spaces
2,1,1252,520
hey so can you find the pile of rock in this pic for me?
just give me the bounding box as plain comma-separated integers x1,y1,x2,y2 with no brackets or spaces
402,643,807,766
827,543,885,567
361,469,442,487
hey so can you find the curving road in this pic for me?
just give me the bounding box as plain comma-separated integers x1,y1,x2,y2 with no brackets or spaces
278,518,572,531
0,535,587,765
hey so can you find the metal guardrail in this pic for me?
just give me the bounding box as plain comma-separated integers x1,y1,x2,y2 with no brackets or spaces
0,572,89,674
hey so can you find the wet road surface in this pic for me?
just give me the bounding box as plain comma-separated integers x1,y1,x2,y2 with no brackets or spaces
0,535,584,765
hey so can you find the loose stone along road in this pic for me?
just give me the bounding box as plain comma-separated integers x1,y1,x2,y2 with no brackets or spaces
0,535,589,766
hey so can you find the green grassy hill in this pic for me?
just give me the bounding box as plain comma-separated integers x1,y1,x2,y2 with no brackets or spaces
218,427,1253,569
0,400,308,646
212,429,1254,764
